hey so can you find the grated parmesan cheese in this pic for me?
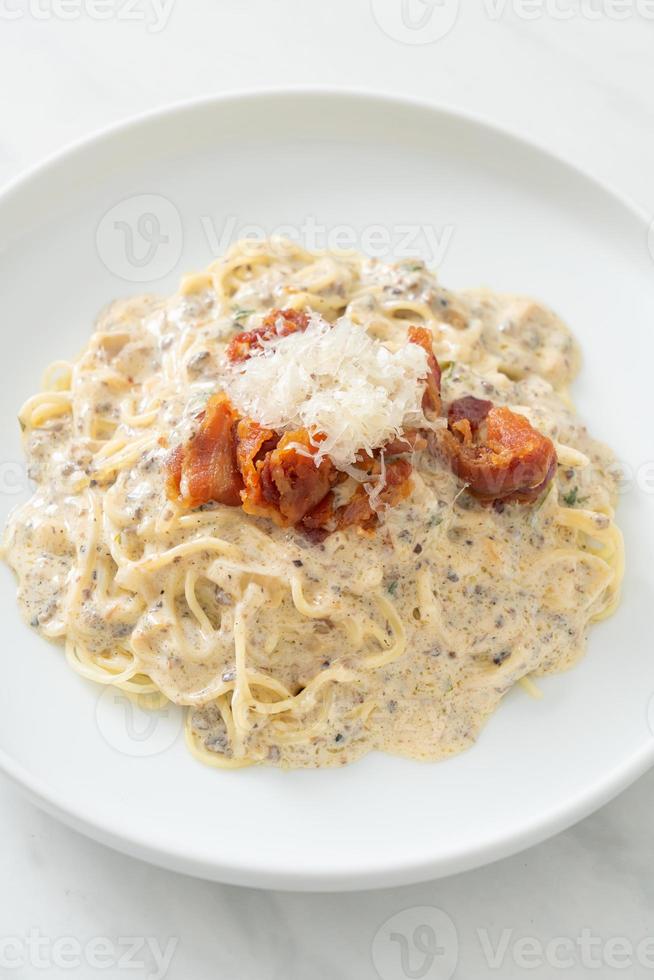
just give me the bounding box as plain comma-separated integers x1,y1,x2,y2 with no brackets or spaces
223,312,431,469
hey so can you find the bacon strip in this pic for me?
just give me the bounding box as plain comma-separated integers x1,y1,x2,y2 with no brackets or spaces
441,396,557,503
384,429,428,456
252,431,338,526
167,393,244,508
300,491,336,538
226,309,310,363
408,326,442,416
447,395,493,436
236,418,278,502
337,458,413,531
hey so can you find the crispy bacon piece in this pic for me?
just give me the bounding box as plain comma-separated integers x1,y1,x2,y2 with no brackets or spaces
384,429,428,456
337,489,377,531
300,491,336,542
337,458,414,531
441,396,557,503
167,393,244,507
226,308,310,363
301,491,335,529
408,325,442,416
236,418,278,501
447,395,493,436
241,430,338,527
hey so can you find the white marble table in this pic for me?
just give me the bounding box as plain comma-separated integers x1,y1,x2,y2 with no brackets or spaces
1,4,653,978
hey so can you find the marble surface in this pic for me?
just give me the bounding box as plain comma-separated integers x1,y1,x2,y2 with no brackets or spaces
1,4,654,977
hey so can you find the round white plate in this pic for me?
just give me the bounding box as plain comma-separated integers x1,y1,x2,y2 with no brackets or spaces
0,90,653,891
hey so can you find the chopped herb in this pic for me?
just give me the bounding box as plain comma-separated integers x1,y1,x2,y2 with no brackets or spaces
233,309,255,321
427,513,443,529
387,580,399,596
292,559,303,568
563,487,582,506
18,417,26,432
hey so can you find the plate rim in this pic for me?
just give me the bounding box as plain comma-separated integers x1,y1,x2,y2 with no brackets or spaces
0,86,652,891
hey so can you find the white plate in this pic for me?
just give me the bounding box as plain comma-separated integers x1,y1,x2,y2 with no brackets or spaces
0,90,653,891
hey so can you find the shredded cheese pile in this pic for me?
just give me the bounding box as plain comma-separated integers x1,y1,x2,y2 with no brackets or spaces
223,313,429,468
